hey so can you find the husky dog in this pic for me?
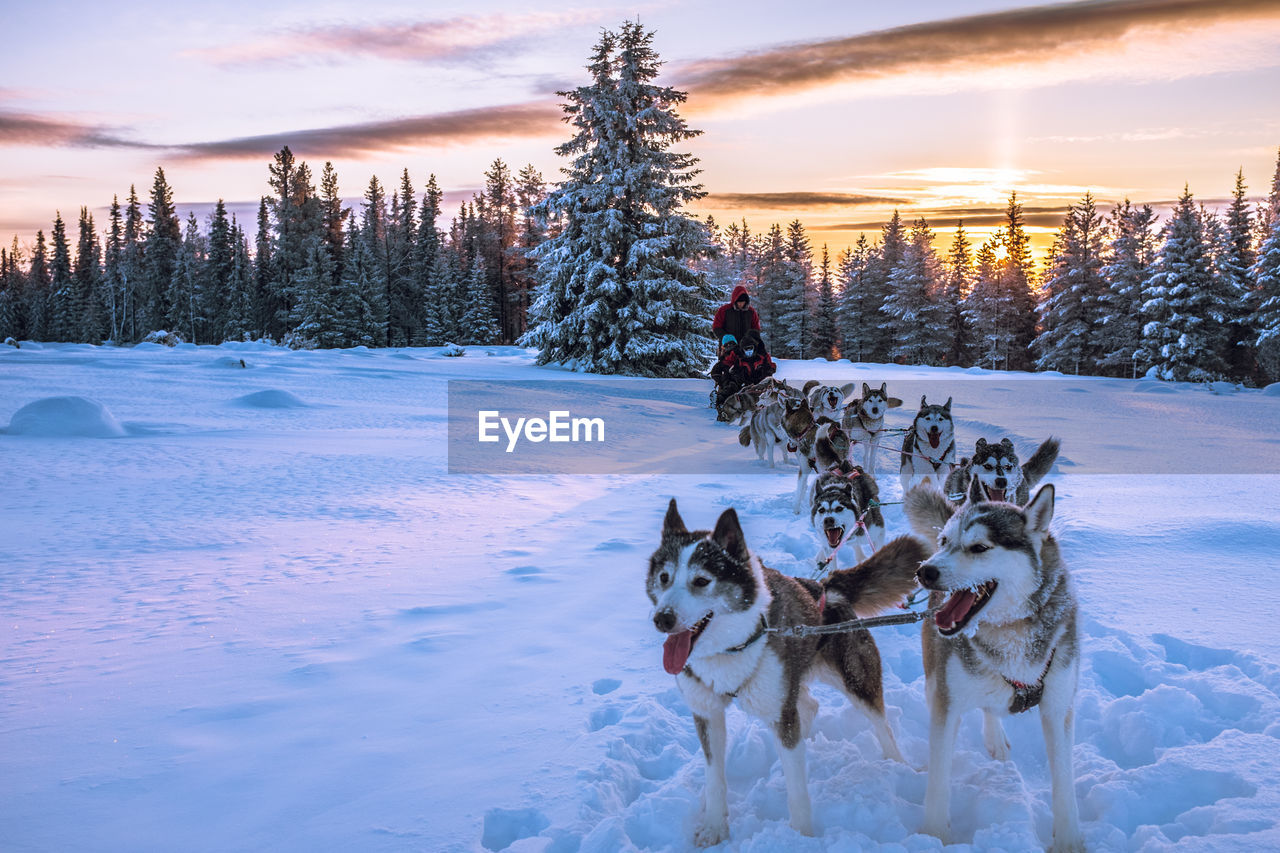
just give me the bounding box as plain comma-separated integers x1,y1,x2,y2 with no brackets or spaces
648,500,924,845
810,466,885,569
904,481,1083,852
783,395,842,514
812,420,851,472
944,437,1061,505
737,386,794,468
841,382,903,478
792,420,853,516
900,396,956,495
718,387,760,425
806,381,855,423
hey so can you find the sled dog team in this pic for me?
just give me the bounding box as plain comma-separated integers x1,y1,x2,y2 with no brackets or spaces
648,379,1082,851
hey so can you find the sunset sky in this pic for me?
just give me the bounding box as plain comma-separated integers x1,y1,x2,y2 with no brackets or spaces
3,0,1280,259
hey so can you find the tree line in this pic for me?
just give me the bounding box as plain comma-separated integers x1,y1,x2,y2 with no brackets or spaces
0,150,548,351
2,16,1279,386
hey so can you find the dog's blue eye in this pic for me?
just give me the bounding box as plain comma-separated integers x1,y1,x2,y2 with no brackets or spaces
969,544,990,554
692,577,711,588
659,572,670,585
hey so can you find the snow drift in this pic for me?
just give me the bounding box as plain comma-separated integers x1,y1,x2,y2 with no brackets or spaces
4,395,127,437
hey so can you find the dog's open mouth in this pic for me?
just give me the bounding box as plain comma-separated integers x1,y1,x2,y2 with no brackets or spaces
663,611,713,674
928,428,941,449
934,580,997,636
824,525,845,548
983,484,1006,502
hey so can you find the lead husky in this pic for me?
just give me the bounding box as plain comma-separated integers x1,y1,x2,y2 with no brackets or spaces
944,436,1060,505
904,481,1084,852
648,500,924,845
900,396,956,494
841,382,903,478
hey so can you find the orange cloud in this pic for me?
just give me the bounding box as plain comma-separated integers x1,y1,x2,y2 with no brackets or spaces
165,102,564,161
675,0,1280,105
703,191,909,209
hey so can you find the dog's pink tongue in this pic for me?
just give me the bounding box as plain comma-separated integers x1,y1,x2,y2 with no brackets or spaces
935,589,975,631
663,631,693,674
928,430,941,449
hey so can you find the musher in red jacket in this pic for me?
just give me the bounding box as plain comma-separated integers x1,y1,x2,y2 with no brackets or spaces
712,285,761,359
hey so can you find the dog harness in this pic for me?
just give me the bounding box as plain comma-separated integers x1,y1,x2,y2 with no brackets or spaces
1003,647,1057,714
787,421,815,455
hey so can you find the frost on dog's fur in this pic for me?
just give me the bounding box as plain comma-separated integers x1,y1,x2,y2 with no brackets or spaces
646,498,923,846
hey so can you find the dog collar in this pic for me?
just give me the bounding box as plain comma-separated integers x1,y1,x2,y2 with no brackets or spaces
724,614,770,653
1003,647,1056,714
680,615,770,698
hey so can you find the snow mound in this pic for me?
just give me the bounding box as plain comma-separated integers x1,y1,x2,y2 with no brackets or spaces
233,389,309,409
218,339,279,352
4,396,126,437
210,356,250,369
1263,383,1280,397
141,330,182,347
1135,380,1178,395
442,343,466,357
4,336,18,348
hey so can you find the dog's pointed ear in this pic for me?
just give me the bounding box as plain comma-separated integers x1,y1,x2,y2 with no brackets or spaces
967,474,986,505
840,381,856,399
802,379,820,394
943,397,953,412
663,499,687,536
879,382,887,395
862,381,872,398
712,508,749,563
920,394,928,408
1024,484,1055,533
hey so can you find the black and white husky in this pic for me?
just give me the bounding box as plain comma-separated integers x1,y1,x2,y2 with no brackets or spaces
841,382,903,478
648,500,925,845
810,466,885,569
944,436,1060,505
900,396,956,494
904,480,1084,852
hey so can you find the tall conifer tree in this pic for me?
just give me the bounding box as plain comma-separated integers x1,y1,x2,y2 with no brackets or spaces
522,21,715,376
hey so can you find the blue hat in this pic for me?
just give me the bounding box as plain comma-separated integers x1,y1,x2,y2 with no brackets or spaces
721,334,737,346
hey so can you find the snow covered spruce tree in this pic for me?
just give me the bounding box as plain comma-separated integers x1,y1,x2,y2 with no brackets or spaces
1097,200,1158,376
1217,170,1259,380
882,217,946,365
521,21,716,376
1139,186,1227,381
837,235,877,363
1252,148,1280,380
1034,193,1107,374
941,222,975,366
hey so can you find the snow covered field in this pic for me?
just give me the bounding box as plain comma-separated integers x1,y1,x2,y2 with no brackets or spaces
2,342,1279,852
